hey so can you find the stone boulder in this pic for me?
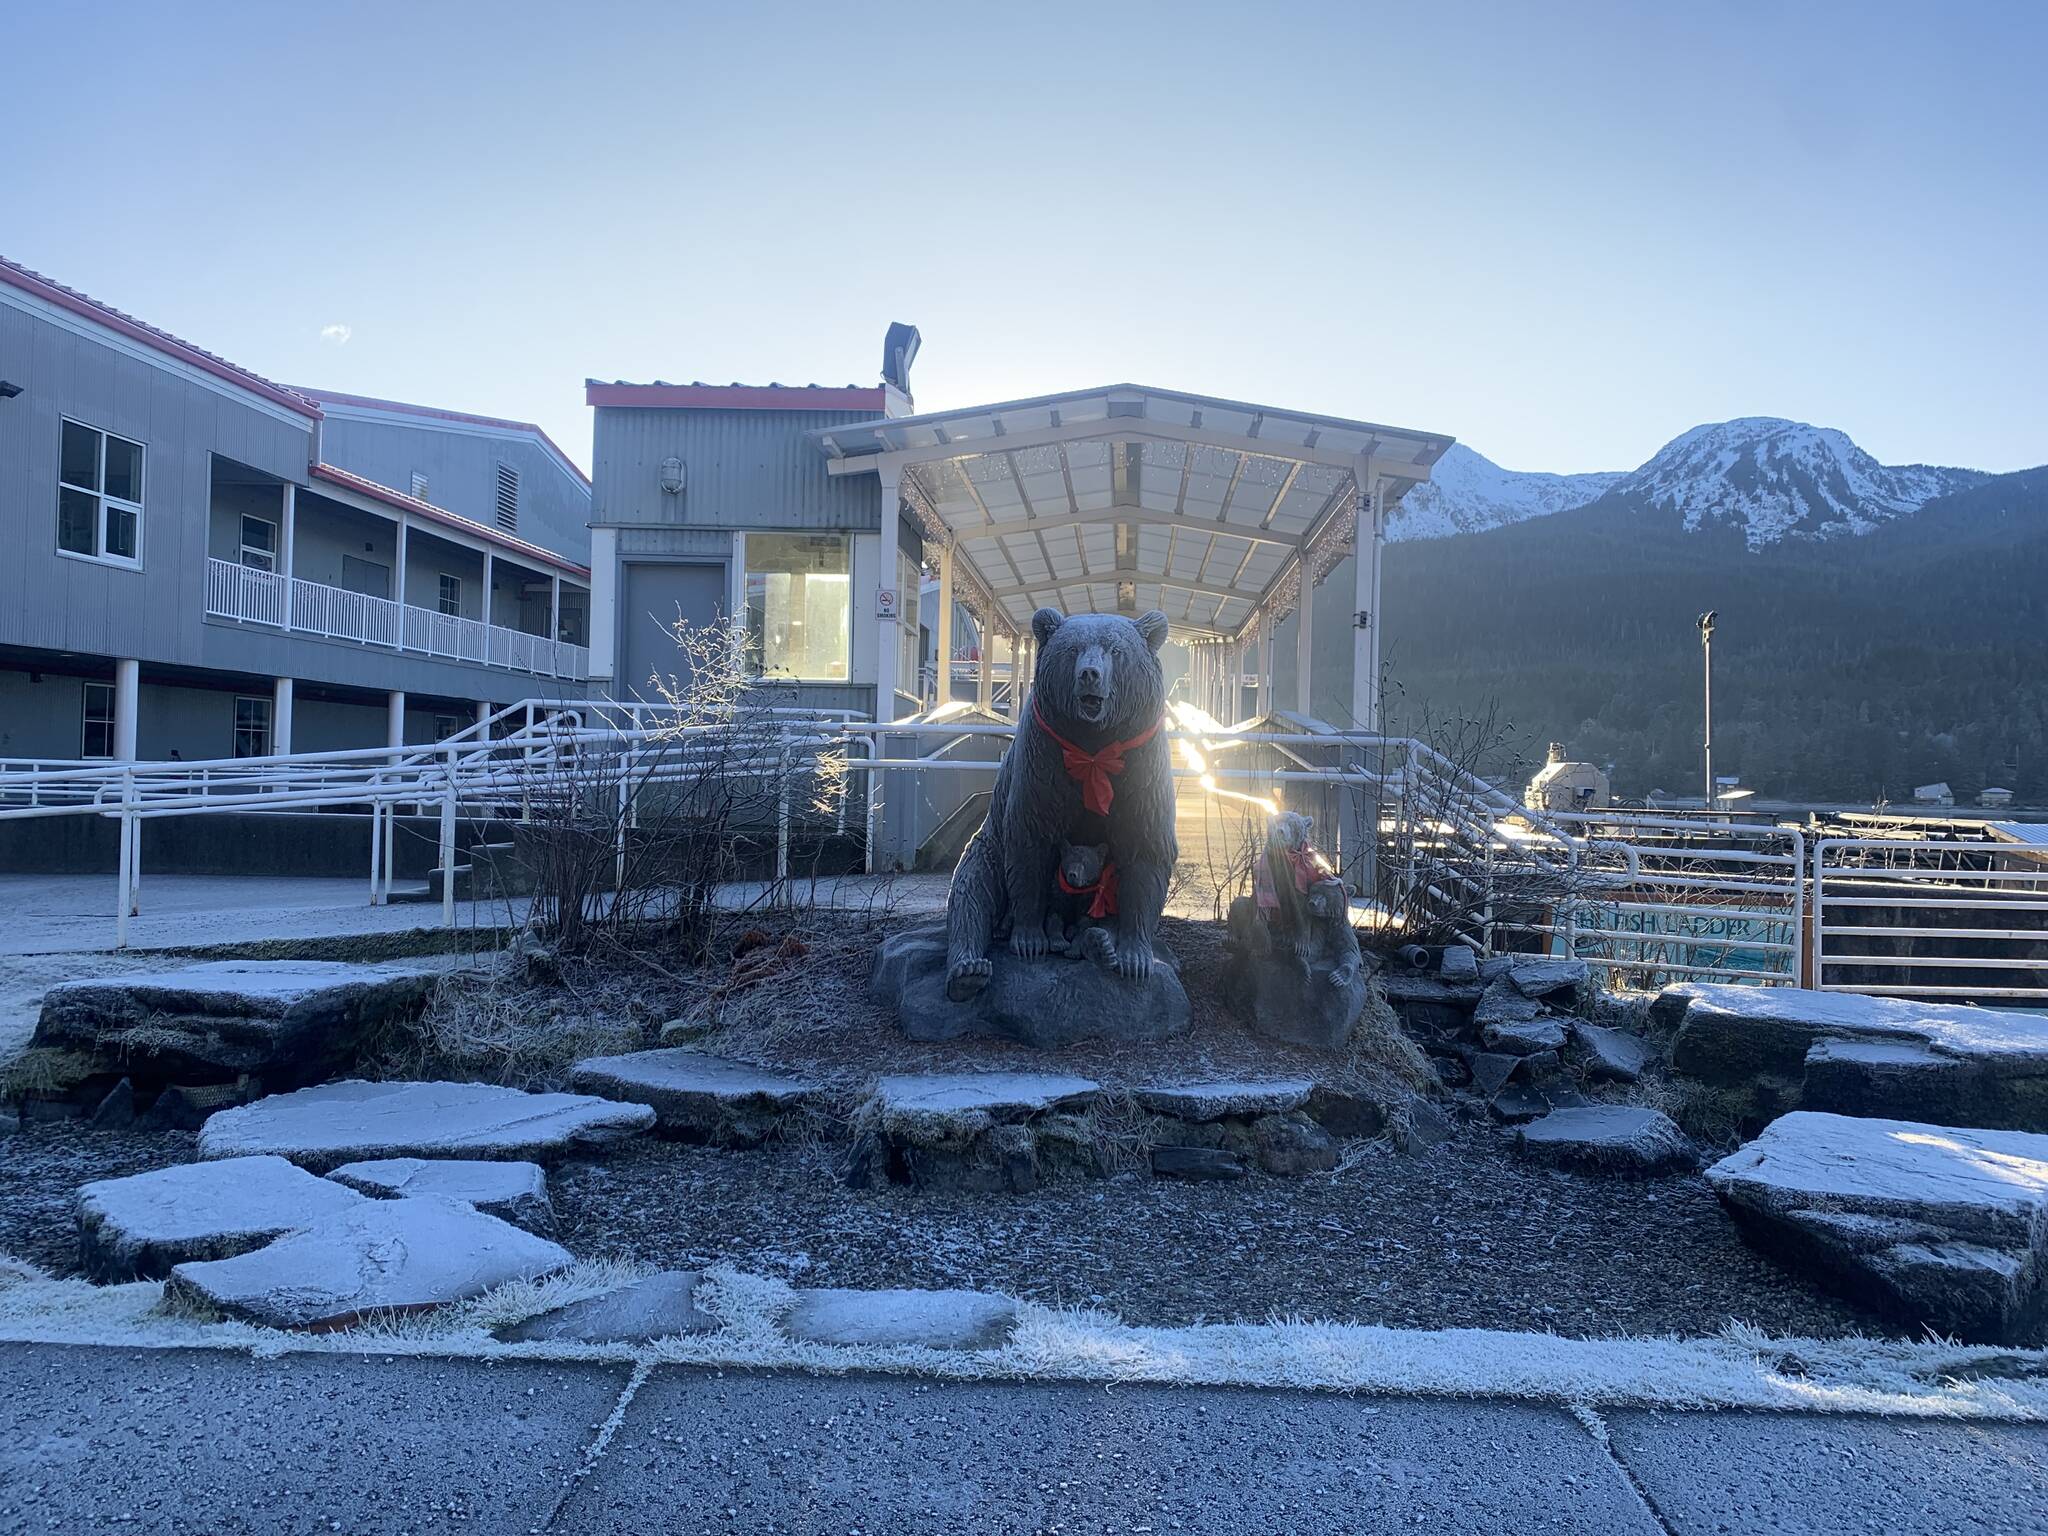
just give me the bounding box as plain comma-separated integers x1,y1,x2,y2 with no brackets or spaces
197,1080,655,1173
1706,1111,2048,1344
1473,978,1548,1034
1150,1145,1250,1181
1223,934,1369,1051
1250,1112,1341,1175
1570,1022,1653,1083
1663,984,2048,1132
1513,1107,1696,1176
848,1073,1101,1194
499,1271,717,1344
1507,958,1590,1002
569,1049,821,1147
32,961,451,1088
1481,1016,1568,1056
1439,945,1480,983
1133,1079,1313,1122
782,1287,1018,1350
76,1156,367,1281
165,1194,572,1331
326,1158,554,1233
1304,1084,1388,1139
870,920,1189,1049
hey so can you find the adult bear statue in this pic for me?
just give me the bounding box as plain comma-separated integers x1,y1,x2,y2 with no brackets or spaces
945,606,1177,1000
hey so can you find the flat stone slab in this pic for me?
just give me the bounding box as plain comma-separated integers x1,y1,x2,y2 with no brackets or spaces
782,1287,1018,1350
1514,1107,1696,1176
1474,979,1548,1032
1663,983,2048,1130
165,1194,572,1330
499,1271,717,1344
197,1080,656,1172
871,920,1190,1049
1706,1111,2048,1343
326,1158,553,1231
1482,1016,1569,1056
32,960,449,1087
1508,958,1589,999
569,1049,820,1147
871,1072,1099,1135
1572,1022,1653,1082
1133,1079,1314,1121
76,1155,368,1282
1439,945,1480,983
1151,1145,1250,1181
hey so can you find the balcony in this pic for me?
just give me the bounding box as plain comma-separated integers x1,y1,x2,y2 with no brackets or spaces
206,557,589,682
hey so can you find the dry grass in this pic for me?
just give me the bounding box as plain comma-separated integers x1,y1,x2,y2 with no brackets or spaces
0,1048,99,1102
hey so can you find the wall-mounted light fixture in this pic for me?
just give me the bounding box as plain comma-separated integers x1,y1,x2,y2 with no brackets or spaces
659,457,686,496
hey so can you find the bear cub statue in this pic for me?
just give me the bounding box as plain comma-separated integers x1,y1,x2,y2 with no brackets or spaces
943,606,1178,1001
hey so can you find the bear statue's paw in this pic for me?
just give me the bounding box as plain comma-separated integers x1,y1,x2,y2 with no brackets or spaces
1008,928,1050,960
945,958,993,1001
1113,939,1157,981
1078,926,1118,970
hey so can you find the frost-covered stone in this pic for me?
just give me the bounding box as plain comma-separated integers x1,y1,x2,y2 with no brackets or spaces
871,920,1189,1048
1151,1145,1250,1181
872,1072,1099,1136
569,1049,820,1147
1571,1022,1653,1083
165,1194,572,1330
499,1271,716,1344
1473,979,1547,1033
782,1287,1018,1350
1250,1111,1341,1175
1508,958,1589,1000
197,1080,655,1172
1439,945,1480,983
32,961,449,1087
1664,984,2048,1131
849,1073,1103,1195
1706,1111,2048,1343
1133,1079,1313,1122
1392,1096,1457,1153
326,1158,553,1232
1482,1016,1568,1056
76,1155,367,1281
1514,1106,1695,1176
1305,1084,1388,1139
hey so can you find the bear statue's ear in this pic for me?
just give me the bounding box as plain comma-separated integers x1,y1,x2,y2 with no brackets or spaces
1301,815,1314,834
1031,607,1064,647
1134,610,1170,653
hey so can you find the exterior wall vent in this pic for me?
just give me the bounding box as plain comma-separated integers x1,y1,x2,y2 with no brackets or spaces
495,463,519,531
410,471,429,501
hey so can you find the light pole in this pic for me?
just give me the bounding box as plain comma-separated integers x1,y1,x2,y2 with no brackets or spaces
1698,610,1717,811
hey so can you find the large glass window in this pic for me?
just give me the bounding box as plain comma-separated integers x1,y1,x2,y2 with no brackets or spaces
240,514,277,572
233,695,272,759
57,419,145,566
744,534,849,680
897,546,924,698
438,573,463,617
81,682,116,760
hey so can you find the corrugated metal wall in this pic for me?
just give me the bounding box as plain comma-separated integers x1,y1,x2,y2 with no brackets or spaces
592,407,881,531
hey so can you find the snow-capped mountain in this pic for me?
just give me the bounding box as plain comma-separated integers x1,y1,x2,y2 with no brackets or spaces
1387,445,1622,541
1390,417,1987,548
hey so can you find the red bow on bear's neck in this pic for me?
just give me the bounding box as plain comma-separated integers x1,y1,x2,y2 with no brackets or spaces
1031,700,1161,816
1056,860,1120,919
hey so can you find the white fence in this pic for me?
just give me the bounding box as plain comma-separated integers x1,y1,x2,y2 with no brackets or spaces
205,557,588,681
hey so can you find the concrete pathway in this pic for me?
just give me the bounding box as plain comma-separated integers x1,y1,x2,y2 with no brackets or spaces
1,1343,2042,1534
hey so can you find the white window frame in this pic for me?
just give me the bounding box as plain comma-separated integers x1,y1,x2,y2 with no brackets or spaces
239,513,278,572
438,573,463,617
742,532,853,683
80,682,116,760
232,694,273,759
56,417,146,569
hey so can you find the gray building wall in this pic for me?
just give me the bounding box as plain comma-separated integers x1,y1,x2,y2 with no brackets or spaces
591,408,881,531
317,411,590,564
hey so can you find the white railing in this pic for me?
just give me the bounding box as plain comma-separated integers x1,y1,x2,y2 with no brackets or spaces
204,557,588,681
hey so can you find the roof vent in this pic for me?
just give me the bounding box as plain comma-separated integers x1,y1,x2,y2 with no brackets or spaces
881,322,921,393
495,463,519,531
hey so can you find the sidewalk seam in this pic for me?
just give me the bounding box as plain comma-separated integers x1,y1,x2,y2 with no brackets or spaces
537,1357,654,1532
1571,1404,1678,1536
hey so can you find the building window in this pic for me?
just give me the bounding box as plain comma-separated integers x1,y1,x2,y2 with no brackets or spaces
433,713,464,741
897,546,924,698
81,682,116,760
57,419,145,567
743,533,849,680
233,695,272,759
438,574,463,617
494,464,519,531
410,471,430,501
239,514,278,572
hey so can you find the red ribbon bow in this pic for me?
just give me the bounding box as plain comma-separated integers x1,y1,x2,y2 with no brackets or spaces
1057,860,1120,919
1031,700,1162,817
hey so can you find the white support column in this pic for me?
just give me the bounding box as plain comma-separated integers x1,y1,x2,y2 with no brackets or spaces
280,483,297,630
977,617,994,713
1293,559,1315,718
393,519,410,640
113,658,140,762
549,573,562,641
933,539,955,709
1351,460,1382,733
386,690,407,750
272,676,294,756
1011,633,1030,720
1261,608,1276,701
481,551,495,630
873,463,901,722
476,699,493,729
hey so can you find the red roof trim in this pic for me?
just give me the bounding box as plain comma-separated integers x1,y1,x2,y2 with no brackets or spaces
293,387,591,488
0,255,321,421
585,381,886,413
308,463,591,579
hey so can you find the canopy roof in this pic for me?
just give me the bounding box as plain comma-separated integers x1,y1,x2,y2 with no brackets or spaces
810,385,1452,640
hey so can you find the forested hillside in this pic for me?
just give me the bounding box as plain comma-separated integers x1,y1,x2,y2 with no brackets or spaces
1379,468,2048,804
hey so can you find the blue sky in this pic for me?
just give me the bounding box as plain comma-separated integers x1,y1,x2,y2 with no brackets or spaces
4,0,2042,475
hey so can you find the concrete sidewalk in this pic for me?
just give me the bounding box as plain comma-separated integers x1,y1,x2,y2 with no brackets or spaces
1,1344,2042,1534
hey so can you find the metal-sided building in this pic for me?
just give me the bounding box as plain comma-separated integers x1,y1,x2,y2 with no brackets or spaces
0,257,594,766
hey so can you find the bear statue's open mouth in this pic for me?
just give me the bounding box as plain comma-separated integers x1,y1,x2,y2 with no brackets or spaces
1075,689,1108,724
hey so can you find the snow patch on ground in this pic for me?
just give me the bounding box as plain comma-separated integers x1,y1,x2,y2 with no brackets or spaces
3,1255,2044,1420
